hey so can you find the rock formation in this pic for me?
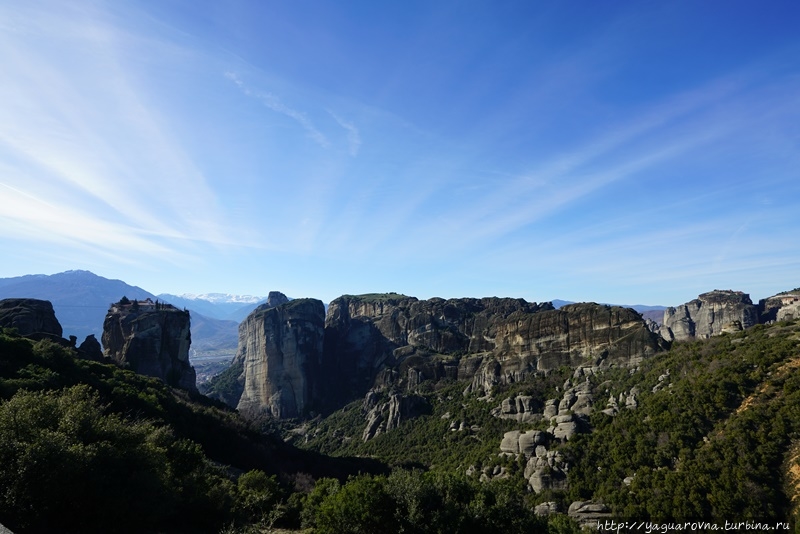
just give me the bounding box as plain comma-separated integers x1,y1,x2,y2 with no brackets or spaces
77,334,104,361
660,290,758,342
263,291,290,309
361,391,430,441
233,293,664,421
498,429,569,494
0,298,63,338
568,501,612,524
759,290,800,323
322,295,665,403
102,299,197,393
321,295,551,402
492,395,543,423
235,298,326,419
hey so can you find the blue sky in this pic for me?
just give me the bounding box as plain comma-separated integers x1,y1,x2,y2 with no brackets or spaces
1,0,799,306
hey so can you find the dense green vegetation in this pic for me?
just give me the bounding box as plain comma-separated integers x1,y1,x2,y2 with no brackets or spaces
299,320,800,527
0,331,295,532
201,358,244,406
0,330,380,533
563,320,800,521
305,470,558,534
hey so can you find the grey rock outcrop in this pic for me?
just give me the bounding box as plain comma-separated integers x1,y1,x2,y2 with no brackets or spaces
102,300,197,393
264,291,290,308
500,430,549,456
568,501,612,524
493,395,543,423
557,377,594,416
523,447,568,494
499,429,569,494
660,290,758,342
77,334,104,361
760,291,800,323
323,295,665,404
0,298,62,338
362,392,430,441
236,298,325,419
534,502,559,516
551,414,580,441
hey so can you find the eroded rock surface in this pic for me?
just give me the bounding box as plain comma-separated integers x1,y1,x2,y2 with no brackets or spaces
0,298,62,338
661,290,758,342
323,296,665,403
102,299,196,393
760,291,800,323
236,298,325,419
234,294,665,421
362,392,430,441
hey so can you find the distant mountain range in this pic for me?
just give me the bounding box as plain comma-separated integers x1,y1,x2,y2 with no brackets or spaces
0,270,155,341
156,293,269,322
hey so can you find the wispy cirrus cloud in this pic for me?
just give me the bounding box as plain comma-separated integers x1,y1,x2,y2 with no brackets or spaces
329,111,362,156
225,71,330,148
0,1,240,262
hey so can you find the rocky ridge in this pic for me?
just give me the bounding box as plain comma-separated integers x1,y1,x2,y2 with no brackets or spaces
0,298,103,361
235,293,666,421
760,290,800,323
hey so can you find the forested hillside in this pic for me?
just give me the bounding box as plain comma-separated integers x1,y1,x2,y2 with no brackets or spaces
295,318,800,528
0,329,383,533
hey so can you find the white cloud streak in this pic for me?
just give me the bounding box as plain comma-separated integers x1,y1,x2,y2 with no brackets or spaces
0,1,239,262
329,111,362,156
225,72,330,148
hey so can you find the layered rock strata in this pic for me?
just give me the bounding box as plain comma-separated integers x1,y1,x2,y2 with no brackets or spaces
236,298,325,419
102,300,197,393
237,293,664,420
323,296,665,402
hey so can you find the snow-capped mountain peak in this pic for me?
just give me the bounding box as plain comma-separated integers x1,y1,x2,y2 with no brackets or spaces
178,293,265,304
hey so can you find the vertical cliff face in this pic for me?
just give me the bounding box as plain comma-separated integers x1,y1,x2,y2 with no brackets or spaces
321,296,664,403
490,303,664,369
321,295,555,404
660,290,759,342
232,293,664,420
0,298,63,338
236,298,326,419
462,303,667,394
759,291,800,323
102,300,196,393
